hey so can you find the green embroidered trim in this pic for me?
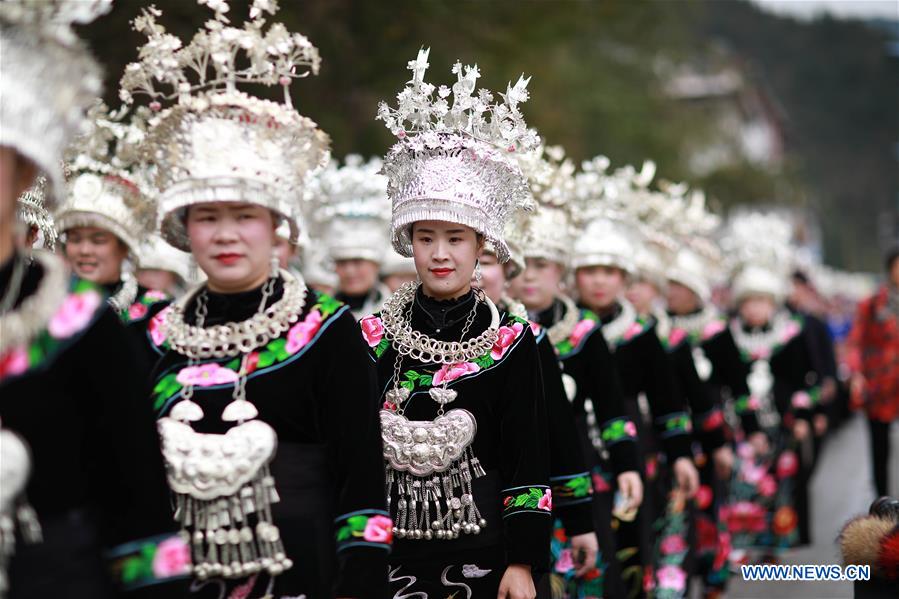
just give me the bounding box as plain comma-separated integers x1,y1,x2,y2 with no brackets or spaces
106,533,190,591
334,510,392,552
733,394,759,415
657,411,692,438
555,309,600,357
551,473,593,507
600,417,638,445
502,486,553,516
151,293,343,412
120,290,170,324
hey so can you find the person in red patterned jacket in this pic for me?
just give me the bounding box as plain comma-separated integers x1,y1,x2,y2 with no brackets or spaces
846,245,899,497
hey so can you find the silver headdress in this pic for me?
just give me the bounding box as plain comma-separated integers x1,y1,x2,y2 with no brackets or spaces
0,0,112,205
138,234,193,283
16,176,58,250
506,144,577,267
307,155,391,263
569,158,655,272
721,210,794,303
377,48,538,262
121,0,331,251
55,102,157,262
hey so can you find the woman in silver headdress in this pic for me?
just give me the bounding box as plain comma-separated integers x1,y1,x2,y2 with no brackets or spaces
0,2,189,596
366,50,551,598
125,2,390,596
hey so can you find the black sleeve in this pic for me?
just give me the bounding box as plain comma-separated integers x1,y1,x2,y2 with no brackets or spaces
77,307,189,596
498,326,552,570
775,327,824,426
537,335,593,536
578,330,640,475
320,311,390,598
635,331,693,461
670,342,726,454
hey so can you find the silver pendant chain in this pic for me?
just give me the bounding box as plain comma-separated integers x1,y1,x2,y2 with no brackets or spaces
107,273,139,314
163,269,308,360
546,294,581,346
0,252,68,355
670,305,718,339
600,298,638,348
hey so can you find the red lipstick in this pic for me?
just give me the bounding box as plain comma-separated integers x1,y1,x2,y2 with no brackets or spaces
214,253,242,265
430,268,454,278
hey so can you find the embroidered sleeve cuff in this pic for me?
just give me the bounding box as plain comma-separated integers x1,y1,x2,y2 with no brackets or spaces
334,509,393,553
600,417,638,446
694,407,727,452
502,487,553,570
550,472,593,509
106,533,190,591
502,485,554,518
790,387,821,421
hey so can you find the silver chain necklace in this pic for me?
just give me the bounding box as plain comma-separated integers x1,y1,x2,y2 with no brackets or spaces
600,298,638,348
670,305,718,339
162,269,308,359
546,294,581,346
380,282,499,366
107,273,138,314
729,309,793,358
0,252,68,354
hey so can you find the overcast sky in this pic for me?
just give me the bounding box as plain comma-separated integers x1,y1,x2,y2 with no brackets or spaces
750,0,898,20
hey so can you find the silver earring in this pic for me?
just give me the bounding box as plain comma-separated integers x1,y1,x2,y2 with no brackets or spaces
474,260,482,287
270,248,280,277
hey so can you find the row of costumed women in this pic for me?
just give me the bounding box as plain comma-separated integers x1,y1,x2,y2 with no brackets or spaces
0,1,851,598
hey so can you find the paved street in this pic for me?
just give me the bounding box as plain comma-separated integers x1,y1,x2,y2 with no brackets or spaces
729,415,899,599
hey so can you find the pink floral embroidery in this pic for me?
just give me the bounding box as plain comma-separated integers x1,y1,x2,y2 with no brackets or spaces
791,391,812,409
554,548,575,573
747,395,761,410
750,347,772,360
128,302,148,320
622,321,644,341
432,361,480,386
758,474,777,497
360,315,385,348
668,327,687,347
781,320,801,343
490,322,523,360
742,463,766,484
777,450,799,479
737,441,755,459
227,575,258,599
286,309,323,354
529,322,543,336
362,515,393,544
538,489,552,511
696,484,713,510
592,472,611,493
569,319,596,347
176,363,239,387
702,409,724,431
149,306,171,346
660,534,688,555
624,421,638,437
47,290,102,339
656,565,687,591
144,289,168,301
151,536,191,578
702,319,726,340
645,455,658,479
0,347,29,379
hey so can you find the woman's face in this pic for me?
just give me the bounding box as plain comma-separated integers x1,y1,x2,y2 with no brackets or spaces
739,295,776,328
625,279,659,315
517,257,563,312
335,258,380,296
63,226,128,285
575,265,626,312
473,249,505,304
411,220,481,300
667,281,701,315
185,202,276,293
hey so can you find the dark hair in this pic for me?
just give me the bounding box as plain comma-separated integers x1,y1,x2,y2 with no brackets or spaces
791,270,810,285
869,496,899,521
885,244,899,272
